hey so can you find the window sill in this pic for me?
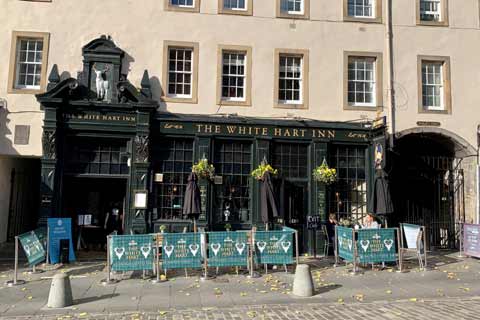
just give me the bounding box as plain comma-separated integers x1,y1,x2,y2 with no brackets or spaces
219,8,252,16
417,20,449,27
276,12,309,20
418,108,450,114
8,87,44,95
218,99,251,107
343,16,383,24
343,104,382,111
164,5,200,13
275,102,307,109
162,95,198,104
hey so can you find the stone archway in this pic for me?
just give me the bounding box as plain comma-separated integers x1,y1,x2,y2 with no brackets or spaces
390,127,477,249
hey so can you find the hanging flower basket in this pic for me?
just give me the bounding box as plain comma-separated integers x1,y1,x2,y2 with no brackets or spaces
192,157,215,181
313,160,337,185
251,161,278,181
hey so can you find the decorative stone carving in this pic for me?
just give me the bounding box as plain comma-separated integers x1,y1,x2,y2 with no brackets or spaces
134,135,149,163
42,130,56,160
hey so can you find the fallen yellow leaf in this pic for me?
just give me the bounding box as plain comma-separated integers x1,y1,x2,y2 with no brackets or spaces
337,298,344,304
409,298,417,302
79,313,88,317
27,296,33,300
386,290,392,294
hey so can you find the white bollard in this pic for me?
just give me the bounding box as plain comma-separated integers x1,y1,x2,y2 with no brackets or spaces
292,264,314,297
47,273,73,308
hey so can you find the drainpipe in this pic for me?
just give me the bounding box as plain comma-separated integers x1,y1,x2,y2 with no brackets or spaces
385,0,396,149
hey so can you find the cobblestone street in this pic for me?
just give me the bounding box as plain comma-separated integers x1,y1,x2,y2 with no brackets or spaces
3,297,480,320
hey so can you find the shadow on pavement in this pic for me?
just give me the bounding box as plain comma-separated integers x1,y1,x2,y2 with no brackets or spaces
74,293,119,305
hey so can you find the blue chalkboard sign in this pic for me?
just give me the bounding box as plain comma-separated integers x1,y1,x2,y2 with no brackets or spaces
47,218,76,264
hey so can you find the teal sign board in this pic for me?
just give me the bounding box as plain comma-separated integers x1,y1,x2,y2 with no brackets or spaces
48,218,76,264
110,234,155,272
357,229,397,263
18,230,46,266
207,232,249,267
336,226,354,262
254,231,294,265
162,233,202,269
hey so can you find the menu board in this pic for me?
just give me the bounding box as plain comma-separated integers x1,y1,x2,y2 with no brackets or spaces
47,218,76,264
464,224,480,258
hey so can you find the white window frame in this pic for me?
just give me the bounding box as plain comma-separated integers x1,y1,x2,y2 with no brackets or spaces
348,0,375,18
281,0,304,15
171,0,195,8
278,55,303,105
14,38,44,90
167,47,194,99
420,0,442,21
422,61,444,111
223,0,247,11
221,51,247,102
347,57,376,108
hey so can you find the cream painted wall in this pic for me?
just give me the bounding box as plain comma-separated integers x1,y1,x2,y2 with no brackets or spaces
0,0,479,157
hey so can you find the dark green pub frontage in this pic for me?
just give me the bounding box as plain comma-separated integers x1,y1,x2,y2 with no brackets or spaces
36,36,386,255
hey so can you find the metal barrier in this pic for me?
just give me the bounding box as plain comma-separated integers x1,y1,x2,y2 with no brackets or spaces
335,226,402,272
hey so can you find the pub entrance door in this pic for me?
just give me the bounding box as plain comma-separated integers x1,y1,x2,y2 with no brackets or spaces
279,180,308,253
62,177,127,251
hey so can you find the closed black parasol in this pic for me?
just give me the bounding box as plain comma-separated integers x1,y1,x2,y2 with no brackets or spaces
260,171,279,227
369,169,394,225
183,172,201,231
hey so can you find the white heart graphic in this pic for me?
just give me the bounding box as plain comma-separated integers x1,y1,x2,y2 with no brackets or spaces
281,241,291,253
384,239,394,251
140,244,151,258
235,243,246,255
24,246,31,256
347,239,353,251
114,247,125,260
210,243,221,256
360,240,370,252
164,245,174,258
257,241,267,253
189,244,199,256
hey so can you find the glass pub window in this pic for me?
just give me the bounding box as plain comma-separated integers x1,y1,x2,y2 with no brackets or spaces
348,0,374,18
214,141,252,223
171,0,194,7
279,55,302,104
348,57,376,107
422,61,444,110
222,51,246,101
329,145,367,222
420,0,441,21
272,143,308,179
155,139,194,220
65,138,129,175
15,38,43,89
224,0,246,10
167,47,193,97
281,0,304,14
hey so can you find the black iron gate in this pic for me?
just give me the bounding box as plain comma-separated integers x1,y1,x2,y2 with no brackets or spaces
393,155,464,249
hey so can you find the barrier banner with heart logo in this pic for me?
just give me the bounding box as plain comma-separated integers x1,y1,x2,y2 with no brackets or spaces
110,234,156,271
356,228,397,263
254,231,294,265
162,233,202,269
207,231,249,267
336,226,354,262
18,229,46,266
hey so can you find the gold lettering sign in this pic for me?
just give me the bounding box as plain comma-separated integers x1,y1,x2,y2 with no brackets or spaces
63,113,136,123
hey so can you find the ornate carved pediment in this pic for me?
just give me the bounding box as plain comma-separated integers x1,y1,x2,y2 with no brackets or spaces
36,35,157,111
